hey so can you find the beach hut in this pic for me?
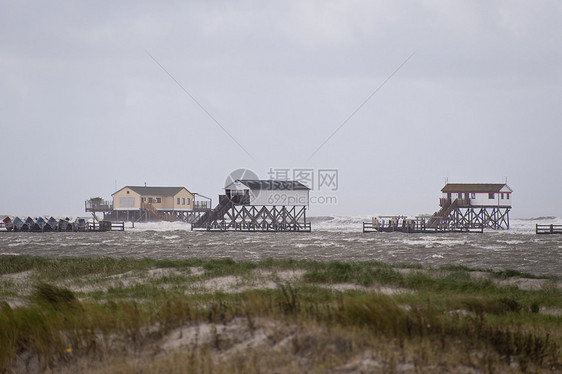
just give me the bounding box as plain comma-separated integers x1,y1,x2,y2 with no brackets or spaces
11,217,24,232
45,217,58,231
31,217,47,232
21,217,34,232
58,218,73,231
75,217,88,231
2,216,13,231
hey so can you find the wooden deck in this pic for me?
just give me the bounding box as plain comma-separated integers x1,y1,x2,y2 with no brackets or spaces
363,216,483,234
88,221,125,232
204,221,311,232
536,224,562,234
192,197,311,232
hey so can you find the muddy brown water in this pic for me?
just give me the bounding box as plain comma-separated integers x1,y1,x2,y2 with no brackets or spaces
0,217,560,276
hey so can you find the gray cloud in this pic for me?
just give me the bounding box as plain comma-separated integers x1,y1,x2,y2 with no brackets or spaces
1,0,560,218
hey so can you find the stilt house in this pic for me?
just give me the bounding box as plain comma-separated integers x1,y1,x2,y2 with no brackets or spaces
108,186,210,222
428,183,513,230
441,184,512,207
224,180,310,206
193,179,311,231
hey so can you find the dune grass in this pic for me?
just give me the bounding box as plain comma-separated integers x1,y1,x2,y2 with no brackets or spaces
0,255,560,373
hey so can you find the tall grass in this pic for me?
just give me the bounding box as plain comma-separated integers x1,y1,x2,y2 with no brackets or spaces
303,260,404,286
2,283,559,372
0,256,560,373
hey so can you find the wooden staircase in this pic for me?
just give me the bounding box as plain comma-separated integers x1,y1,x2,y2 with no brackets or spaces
426,198,455,228
192,195,234,229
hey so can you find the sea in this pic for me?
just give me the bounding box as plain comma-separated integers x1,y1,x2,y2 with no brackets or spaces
1,216,561,277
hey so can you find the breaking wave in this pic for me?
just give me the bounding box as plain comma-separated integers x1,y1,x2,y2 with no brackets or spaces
1,216,560,276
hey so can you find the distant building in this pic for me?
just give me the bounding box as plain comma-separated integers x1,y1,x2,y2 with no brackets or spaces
106,186,210,223
193,179,311,231
441,183,512,208
427,182,513,230
224,180,310,206
112,186,194,211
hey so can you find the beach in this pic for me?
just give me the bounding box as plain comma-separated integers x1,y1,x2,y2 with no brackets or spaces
0,219,561,373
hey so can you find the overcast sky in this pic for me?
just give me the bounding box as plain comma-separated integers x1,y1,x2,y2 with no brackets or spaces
1,0,561,218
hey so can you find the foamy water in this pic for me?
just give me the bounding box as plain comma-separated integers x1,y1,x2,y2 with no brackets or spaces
0,217,560,276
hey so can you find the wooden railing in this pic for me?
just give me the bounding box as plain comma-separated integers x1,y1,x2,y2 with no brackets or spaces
440,197,470,207
536,224,562,234
194,201,212,210
85,200,113,212
88,221,125,231
455,197,471,207
206,220,311,232
364,216,483,233
193,195,233,228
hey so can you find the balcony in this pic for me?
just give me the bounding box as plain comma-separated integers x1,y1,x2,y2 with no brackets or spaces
194,201,212,211
85,199,113,212
439,197,471,208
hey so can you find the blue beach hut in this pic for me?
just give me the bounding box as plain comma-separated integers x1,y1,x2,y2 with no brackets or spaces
31,217,47,232
75,217,88,231
21,217,34,232
12,217,24,231
45,217,58,231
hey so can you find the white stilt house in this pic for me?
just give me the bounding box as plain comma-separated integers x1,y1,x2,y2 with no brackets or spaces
427,183,513,230
441,184,512,207
224,180,310,206
193,180,311,231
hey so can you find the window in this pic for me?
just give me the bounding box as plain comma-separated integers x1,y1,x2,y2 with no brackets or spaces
457,193,462,199
506,194,510,200
488,193,495,199
186,198,190,205
182,198,185,205
119,197,135,208
177,198,180,205
156,198,161,203
470,193,476,199
141,197,146,202
501,193,504,200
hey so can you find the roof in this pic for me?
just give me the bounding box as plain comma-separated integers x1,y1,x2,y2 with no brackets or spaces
441,184,512,193
234,180,310,191
112,186,191,196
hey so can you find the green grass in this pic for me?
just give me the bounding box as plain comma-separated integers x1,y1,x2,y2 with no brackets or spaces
302,260,405,286
0,255,560,373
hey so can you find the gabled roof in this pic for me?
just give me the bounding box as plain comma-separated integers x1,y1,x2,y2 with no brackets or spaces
112,186,191,196
442,183,512,193
234,180,310,191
